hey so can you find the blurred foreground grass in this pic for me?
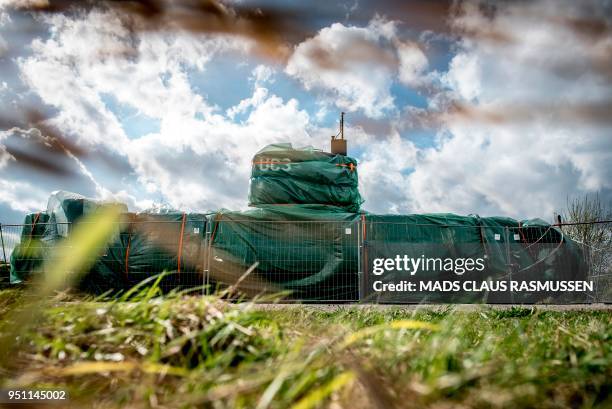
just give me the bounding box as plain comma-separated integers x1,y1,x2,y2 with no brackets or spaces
0,287,610,409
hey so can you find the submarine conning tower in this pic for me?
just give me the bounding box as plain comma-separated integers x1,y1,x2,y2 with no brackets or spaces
248,113,362,212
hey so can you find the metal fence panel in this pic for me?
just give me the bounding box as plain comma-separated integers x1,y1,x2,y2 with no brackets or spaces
206,220,360,302
360,221,610,304
1,219,610,303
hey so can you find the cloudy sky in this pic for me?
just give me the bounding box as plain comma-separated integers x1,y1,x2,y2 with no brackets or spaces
0,0,611,222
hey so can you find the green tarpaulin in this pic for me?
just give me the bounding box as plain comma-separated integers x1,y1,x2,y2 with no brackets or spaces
9,212,50,284
362,214,588,303
81,212,208,293
207,206,360,301
9,191,206,292
248,144,362,212
46,190,128,238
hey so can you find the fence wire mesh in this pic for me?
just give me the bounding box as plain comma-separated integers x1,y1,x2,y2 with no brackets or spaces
0,219,610,303
360,221,609,303
206,220,360,301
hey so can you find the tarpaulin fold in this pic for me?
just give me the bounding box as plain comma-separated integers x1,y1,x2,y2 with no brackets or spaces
248,143,362,212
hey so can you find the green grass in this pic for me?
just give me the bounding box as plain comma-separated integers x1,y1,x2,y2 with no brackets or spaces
0,288,610,409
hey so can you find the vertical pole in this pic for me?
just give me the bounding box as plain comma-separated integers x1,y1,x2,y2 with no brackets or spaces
356,218,362,303
0,224,8,267
586,242,595,302
200,216,206,296
0,223,8,286
586,240,598,303
203,218,211,296
505,226,514,304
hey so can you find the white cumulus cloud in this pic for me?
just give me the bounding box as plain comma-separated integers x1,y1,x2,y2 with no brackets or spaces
405,0,612,218
286,17,429,119
12,8,319,212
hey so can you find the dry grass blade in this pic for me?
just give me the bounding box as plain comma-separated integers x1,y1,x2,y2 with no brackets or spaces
290,371,355,409
10,361,188,387
219,261,260,298
341,320,440,348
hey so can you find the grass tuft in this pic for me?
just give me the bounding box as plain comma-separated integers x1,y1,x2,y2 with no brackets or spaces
0,287,610,408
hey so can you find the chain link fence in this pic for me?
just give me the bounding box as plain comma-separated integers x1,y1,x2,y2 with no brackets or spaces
0,219,610,303
577,221,612,303
359,221,610,303
205,219,360,301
